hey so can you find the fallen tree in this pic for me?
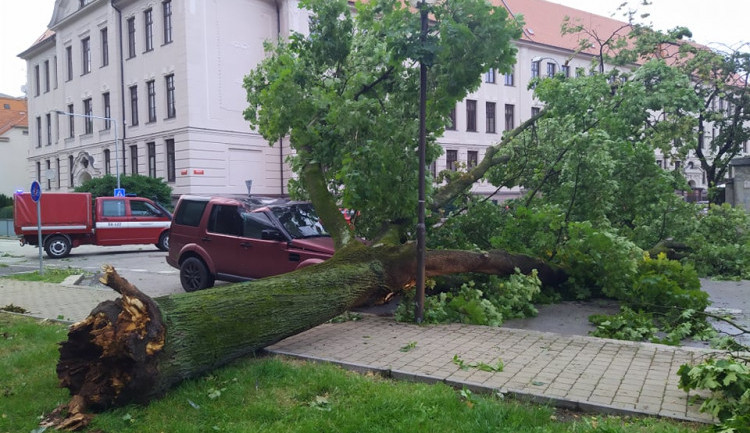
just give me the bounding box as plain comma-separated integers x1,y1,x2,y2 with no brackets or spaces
50,242,564,429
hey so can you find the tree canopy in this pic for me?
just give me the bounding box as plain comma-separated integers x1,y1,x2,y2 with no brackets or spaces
244,0,521,242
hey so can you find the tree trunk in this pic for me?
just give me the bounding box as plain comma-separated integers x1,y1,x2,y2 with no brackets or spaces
51,243,563,429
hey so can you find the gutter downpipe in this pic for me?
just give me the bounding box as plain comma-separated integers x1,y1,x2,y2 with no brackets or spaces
111,0,127,177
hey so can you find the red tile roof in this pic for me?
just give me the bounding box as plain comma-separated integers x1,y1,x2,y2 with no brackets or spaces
498,0,633,55
0,97,28,136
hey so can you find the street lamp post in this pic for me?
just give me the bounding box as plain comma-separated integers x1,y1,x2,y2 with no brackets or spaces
410,0,433,323
54,110,121,190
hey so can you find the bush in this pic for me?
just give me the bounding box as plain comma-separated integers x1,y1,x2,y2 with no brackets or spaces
75,174,173,208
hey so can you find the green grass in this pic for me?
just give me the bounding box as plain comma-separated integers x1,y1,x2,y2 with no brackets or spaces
0,267,87,283
0,313,710,433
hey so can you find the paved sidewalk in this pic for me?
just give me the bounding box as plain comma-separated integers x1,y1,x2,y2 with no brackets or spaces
1,278,720,424
267,315,717,424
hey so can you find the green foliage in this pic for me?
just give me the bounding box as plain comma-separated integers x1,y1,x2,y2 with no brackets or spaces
554,222,643,300
678,358,750,433
0,206,12,219
683,204,750,279
588,253,714,346
244,0,520,239
0,193,13,218
590,307,658,342
74,174,173,208
395,269,541,326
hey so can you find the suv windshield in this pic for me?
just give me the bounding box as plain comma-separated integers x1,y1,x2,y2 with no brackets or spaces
271,203,329,239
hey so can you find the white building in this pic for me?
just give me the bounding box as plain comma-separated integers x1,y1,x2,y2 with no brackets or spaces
19,0,731,200
0,95,30,196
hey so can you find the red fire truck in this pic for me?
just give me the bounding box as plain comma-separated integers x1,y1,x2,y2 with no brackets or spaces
13,192,172,258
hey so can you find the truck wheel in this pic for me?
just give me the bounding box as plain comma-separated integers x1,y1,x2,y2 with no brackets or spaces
44,235,72,259
180,257,214,292
156,231,170,251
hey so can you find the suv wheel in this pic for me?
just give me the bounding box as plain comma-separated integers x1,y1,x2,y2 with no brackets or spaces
180,257,215,292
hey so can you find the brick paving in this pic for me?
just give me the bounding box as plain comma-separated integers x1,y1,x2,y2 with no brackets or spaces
266,314,718,423
0,277,720,424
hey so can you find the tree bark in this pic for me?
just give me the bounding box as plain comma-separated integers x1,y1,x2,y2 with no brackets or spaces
51,244,564,429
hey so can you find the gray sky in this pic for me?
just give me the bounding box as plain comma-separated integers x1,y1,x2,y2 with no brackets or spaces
0,0,747,97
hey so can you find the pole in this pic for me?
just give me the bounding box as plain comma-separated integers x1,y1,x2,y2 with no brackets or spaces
36,199,43,275
415,1,428,323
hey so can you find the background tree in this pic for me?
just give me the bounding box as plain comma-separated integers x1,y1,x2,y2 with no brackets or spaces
75,174,173,208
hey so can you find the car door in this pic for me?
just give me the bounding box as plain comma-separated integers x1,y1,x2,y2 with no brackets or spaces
128,198,169,243
236,210,295,278
204,204,258,279
95,198,129,245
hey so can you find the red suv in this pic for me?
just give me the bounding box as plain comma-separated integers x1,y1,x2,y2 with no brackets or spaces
167,196,334,291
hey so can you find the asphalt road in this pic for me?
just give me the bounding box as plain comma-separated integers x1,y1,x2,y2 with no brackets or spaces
0,237,183,298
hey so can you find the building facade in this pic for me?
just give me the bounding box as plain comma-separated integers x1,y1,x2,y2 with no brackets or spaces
0,96,30,196
19,0,741,200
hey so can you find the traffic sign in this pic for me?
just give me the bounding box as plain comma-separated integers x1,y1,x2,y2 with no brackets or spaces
114,188,126,197
30,180,42,202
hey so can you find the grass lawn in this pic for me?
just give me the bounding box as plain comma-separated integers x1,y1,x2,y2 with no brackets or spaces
0,313,711,433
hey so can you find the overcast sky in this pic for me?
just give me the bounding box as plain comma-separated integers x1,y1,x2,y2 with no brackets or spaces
0,0,747,97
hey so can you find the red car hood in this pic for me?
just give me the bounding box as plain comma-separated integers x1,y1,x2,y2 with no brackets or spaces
289,236,335,255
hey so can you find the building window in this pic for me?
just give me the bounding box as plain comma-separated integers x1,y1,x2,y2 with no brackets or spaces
36,161,41,183
46,113,51,145
504,70,514,86
144,9,154,52
468,150,478,169
148,142,156,177
103,92,111,129
486,102,496,133
44,60,50,92
65,46,73,81
466,99,476,132
127,17,136,58
446,149,458,171
56,158,61,188
147,80,157,123
101,27,109,67
485,68,495,84
531,60,540,79
165,74,176,118
546,62,556,77
67,104,75,138
36,116,42,147
163,0,173,44
166,139,175,182
46,160,51,190
104,149,111,175
561,64,570,78
81,37,91,74
130,145,139,175
531,107,541,117
69,155,75,187
34,65,40,96
446,106,456,131
83,98,93,134
504,104,514,131
53,55,58,88
130,85,139,126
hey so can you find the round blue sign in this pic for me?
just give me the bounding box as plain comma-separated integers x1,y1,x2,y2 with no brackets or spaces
30,180,42,202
